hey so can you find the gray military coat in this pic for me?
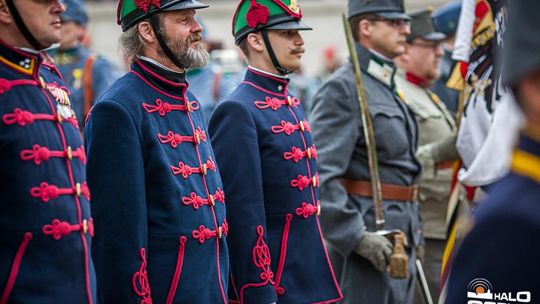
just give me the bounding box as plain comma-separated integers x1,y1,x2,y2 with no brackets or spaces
310,43,422,304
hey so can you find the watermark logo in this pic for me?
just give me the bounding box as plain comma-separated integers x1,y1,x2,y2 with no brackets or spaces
467,278,531,304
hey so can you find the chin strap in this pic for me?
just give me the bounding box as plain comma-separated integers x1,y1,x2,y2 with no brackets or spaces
6,0,46,50
150,15,185,70
261,30,292,75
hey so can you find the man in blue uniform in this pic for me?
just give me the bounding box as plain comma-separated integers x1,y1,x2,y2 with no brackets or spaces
51,0,120,130
310,0,422,303
0,0,95,302
431,1,461,114
208,1,342,303
447,0,540,301
85,0,228,302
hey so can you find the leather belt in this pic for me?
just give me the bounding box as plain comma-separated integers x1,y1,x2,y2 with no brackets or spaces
340,179,418,202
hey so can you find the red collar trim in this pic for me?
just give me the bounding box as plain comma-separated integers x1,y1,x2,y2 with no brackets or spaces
135,60,187,88
405,72,429,88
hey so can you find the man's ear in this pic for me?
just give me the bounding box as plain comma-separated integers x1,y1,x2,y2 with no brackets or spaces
246,32,264,54
0,0,12,25
358,19,372,39
138,21,155,44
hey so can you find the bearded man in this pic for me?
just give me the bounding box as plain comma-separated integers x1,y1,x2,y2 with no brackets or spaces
84,0,229,302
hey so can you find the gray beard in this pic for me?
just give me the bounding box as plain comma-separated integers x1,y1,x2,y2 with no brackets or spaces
179,45,209,69
167,40,209,69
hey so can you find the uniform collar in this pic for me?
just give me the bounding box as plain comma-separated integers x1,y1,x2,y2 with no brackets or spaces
131,57,188,95
52,45,83,65
355,42,396,88
511,125,540,183
0,39,41,79
243,66,290,96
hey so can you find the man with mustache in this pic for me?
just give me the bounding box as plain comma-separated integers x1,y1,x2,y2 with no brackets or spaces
0,0,96,302
208,0,342,303
85,0,229,302
310,0,421,303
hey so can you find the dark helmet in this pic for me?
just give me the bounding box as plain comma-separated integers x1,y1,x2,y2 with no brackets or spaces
232,0,312,45
117,0,208,32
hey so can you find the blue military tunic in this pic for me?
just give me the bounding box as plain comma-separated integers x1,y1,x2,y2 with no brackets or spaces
85,58,228,303
0,41,95,303
209,67,342,304
447,129,540,302
52,46,120,130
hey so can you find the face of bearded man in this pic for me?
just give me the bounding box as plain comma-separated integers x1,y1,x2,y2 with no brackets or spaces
158,9,209,69
164,30,209,69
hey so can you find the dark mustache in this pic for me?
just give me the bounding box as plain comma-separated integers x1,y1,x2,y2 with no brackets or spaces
289,46,305,54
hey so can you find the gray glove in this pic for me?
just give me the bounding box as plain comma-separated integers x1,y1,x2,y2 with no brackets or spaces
354,232,393,273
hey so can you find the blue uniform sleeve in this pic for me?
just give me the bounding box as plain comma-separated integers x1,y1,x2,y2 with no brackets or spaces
209,101,278,304
84,100,150,303
91,58,122,102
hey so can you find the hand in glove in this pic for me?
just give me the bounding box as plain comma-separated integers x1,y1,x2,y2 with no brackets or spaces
354,232,393,273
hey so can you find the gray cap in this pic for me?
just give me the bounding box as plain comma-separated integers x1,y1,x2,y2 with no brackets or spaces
348,0,410,20
502,0,540,87
407,9,445,42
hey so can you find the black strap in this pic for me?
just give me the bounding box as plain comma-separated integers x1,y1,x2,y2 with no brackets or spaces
261,30,292,76
150,15,185,70
5,0,45,50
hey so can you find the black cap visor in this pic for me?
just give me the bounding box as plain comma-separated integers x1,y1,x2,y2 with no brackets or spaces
376,11,411,21
161,0,209,11
421,31,446,42
265,20,312,31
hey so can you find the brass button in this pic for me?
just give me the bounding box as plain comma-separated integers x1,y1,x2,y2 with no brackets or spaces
299,121,305,132
201,164,207,175
66,146,73,160
209,195,215,206
287,96,293,106
82,219,88,234
75,183,81,196
218,227,223,238
317,205,321,216
306,148,312,159
195,133,201,145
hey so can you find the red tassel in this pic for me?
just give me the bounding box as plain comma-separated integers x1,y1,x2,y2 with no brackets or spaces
246,0,269,28
135,0,160,13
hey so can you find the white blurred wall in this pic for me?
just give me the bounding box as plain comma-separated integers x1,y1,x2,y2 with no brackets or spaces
87,0,451,76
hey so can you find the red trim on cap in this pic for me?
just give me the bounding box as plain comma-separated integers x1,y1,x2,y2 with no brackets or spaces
135,0,161,13
271,0,302,18
247,0,270,28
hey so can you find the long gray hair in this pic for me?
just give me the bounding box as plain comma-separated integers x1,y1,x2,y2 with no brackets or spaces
118,22,145,65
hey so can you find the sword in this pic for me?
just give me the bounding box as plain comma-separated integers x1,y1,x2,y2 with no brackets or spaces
416,259,434,304
341,13,384,230
342,14,408,279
